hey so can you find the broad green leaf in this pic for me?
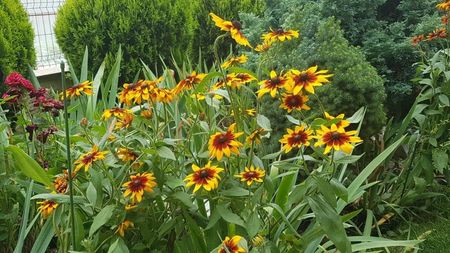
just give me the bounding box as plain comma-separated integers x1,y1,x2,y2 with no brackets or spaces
157,146,176,160
108,238,129,253
171,191,196,210
217,205,245,227
6,146,52,188
308,196,351,253
245,212,260,238
220,187,250,197
86,182,97,206
89,205,115,237
257,114,271,131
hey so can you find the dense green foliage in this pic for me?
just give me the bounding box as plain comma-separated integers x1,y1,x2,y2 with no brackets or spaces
243,2,386,149
55,0,198,82
55,0,265,82
0,0,35,82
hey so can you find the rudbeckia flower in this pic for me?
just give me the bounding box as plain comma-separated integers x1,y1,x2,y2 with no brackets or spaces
314,124,362,154
208,123,243,161
254,42,271,53
235,166,265,186
257,70,288,98
155,88,175,103
62,80,93,99
37,199,58,218
218,236,246,253
101,108,131,120
262,28,299,44
246,128,266,145
437,1,450,11
280,125,313,153
209,13,252,48
280,92,310,112
117,148,139,162
122,172,157,203
227,73,257,89
174,71,207,94
324,112,350,129
286,66,333,94
221,55,248,69
53,171,69,194
115,220,134,237
184,161,224,193
74,145,108,172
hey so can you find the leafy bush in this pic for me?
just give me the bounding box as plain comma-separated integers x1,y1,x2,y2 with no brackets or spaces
0,0,35,82
55,0,198,82
242,2,386,141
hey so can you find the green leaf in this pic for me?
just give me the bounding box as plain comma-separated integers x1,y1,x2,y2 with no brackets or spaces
245,212,260,238
220,186,250,197
14,181,34,253
315,177,337,208
346,135,406,203
80,47,89,82
157,146,176,160
31,193,87,204
86,182,97,206
108,238,129,253
308,196,351,253
171,191,196,210
89,205,115,237
432,149,448,174
30,218,55,253
439,94,450,106
257,114,271,131
6,146,52,188
217,205,245,227
286,115,300,125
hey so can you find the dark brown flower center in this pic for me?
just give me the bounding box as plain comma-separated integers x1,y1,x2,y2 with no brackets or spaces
232,20,242,30
271,77,281,85
298,73,310,82
199,170,210,179
286,95,303,107
330,132,342,141
276,28,285,34
217,134,230,144
288,132,308,145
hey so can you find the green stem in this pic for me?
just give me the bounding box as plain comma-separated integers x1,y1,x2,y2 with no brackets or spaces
61,61,77,250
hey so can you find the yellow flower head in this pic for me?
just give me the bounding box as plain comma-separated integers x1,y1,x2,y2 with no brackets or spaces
254,42,271,53
218,236,246,253
246,128,266,145
117,148,139,162
221,55,248,69
314,124,362,154
118,78,163,105
262,28,299,44
74,145,108,172
235,166,265,186
114,111,134,130
437,1,450,11
286,66,333,94
62,80,93,99
324,112,350,129
209,13,252,48
155,88,175,103
174,71,207,94
280,125,313,153
226,73,257,89
257,70,288,98
122,172,157,203
37,199,58,218
53,171,69,194
140,109,153,119
280,92,310,112
102,108,131,120
184,161,224,193
115,220,134,237
208,123,243,161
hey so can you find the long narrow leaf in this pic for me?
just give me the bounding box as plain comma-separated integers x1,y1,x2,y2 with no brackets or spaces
30,218,55,253
13,180,34,253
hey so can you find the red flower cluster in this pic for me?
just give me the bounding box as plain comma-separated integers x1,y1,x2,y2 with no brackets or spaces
30,88,63,115
4,72,34,91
